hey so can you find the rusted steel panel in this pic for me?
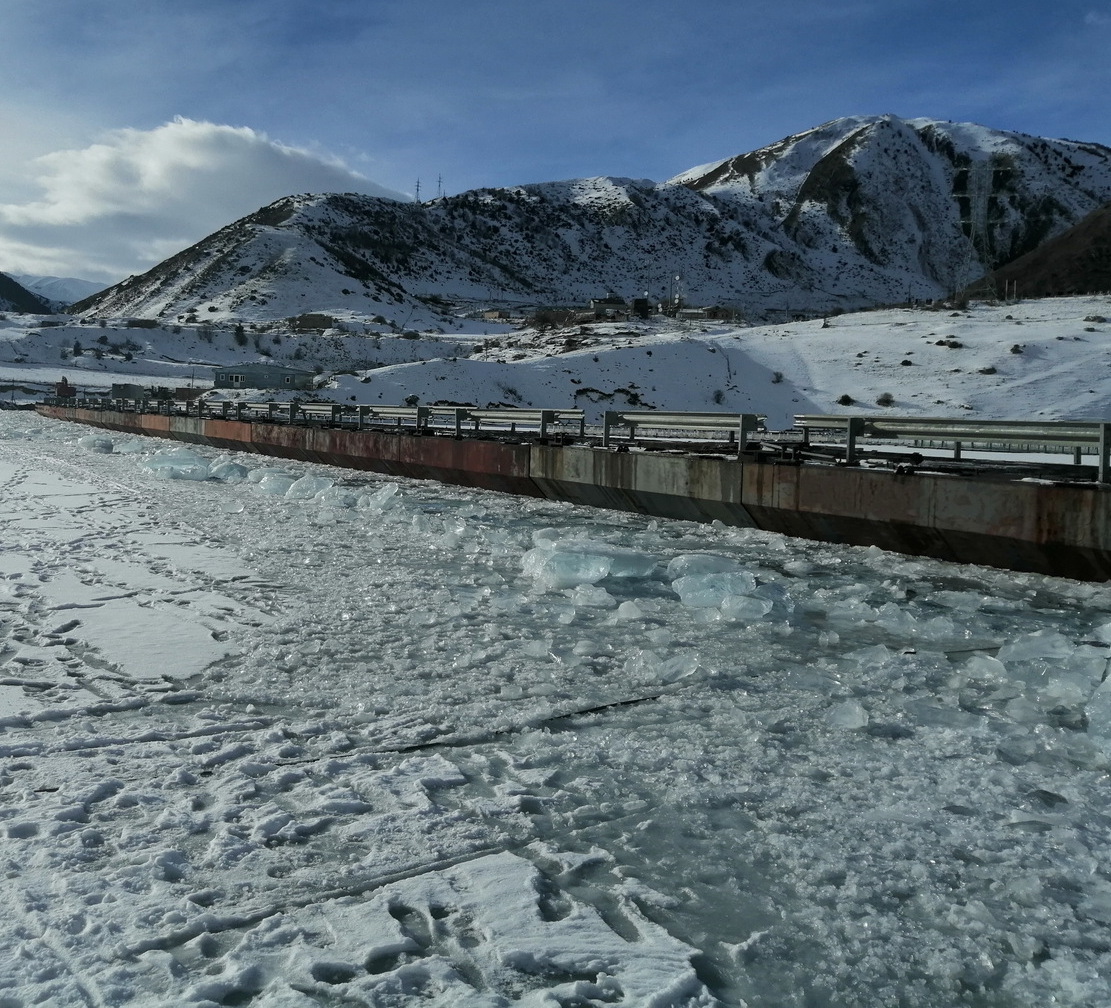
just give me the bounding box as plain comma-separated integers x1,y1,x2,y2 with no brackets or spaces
395,436,539,493
304,428,402,474
202,420,255,450
142,415,172,435
246,422,312,461
1028,483,1111,553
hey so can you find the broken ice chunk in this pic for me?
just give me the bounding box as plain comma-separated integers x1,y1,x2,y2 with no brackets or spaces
672,571,758,607
141,447,212,481
826,700,869,729
285,475,334,500
523,546,612,589
666,553,747,579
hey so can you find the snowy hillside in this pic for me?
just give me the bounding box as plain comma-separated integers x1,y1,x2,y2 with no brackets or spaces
5,295,1111,432
319,294,1111,427
73,116,1111,327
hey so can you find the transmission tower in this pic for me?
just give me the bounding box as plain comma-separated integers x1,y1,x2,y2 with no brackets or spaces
951,158,1006,301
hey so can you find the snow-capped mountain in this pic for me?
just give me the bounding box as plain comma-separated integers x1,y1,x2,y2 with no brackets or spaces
12,274,106,309
0,272,52,314
75,115,1111,325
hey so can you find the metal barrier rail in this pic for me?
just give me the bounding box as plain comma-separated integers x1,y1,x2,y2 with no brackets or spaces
44,397,586,440
39,397,1111,481
603,410,765,448
795,414,1111,481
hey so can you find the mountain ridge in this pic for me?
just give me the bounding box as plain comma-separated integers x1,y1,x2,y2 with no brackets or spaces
73,115,1111,326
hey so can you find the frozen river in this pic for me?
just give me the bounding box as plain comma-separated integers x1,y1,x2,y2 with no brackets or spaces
2,410,1111,1007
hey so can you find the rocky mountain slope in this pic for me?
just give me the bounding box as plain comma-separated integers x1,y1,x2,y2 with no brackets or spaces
981,201,1111,298
0,273,52,314
74,115,1111,326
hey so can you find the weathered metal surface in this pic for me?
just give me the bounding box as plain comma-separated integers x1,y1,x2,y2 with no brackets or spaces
394,436,540,494
166,417,208,445
302,428,403,474
202,420,256,450
530,446,758,525
742,461,1111,579
141,414,173,436
33,407,1111,581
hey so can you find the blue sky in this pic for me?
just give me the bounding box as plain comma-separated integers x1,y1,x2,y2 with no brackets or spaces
2,0,1111,283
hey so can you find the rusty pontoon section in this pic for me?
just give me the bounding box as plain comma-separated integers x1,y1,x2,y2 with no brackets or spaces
36,400,1111,581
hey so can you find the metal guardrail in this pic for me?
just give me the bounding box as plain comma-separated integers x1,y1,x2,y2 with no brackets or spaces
42,397,586,440
603,410,765,448
795,414,1111,481
37,397,1111,482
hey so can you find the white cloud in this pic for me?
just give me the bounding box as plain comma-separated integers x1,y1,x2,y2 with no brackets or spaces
0,117,408,283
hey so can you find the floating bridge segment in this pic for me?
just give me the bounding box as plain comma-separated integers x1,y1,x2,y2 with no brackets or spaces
36,399,1111,582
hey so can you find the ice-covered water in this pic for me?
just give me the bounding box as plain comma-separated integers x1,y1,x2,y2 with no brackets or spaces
3,412,1111,1006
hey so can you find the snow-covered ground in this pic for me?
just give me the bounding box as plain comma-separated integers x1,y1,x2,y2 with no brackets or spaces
3,410,1111,1006
338,295,1111,427
5,295,1110,433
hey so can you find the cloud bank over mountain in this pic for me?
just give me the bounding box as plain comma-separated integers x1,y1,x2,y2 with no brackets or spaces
0,118,408,283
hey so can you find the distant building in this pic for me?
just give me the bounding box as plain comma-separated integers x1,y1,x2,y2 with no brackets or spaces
287,313,338,333
674,306,739,322
110,383,149,399
589,294,627,318
212,364,315,391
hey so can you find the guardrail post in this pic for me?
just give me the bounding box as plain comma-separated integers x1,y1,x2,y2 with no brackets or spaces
358,406,368,430
415,406,430,434
845,417,864,464
739,413,762,451
1100,424,1111,484
236,402,246,422
603,411,619,447
539,410,554,439
453,408,467,438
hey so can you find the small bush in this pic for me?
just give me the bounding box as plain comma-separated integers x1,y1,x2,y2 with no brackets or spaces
876,392,894,406
837,394,855,406
1010,344,1024,354
771,371,784,383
